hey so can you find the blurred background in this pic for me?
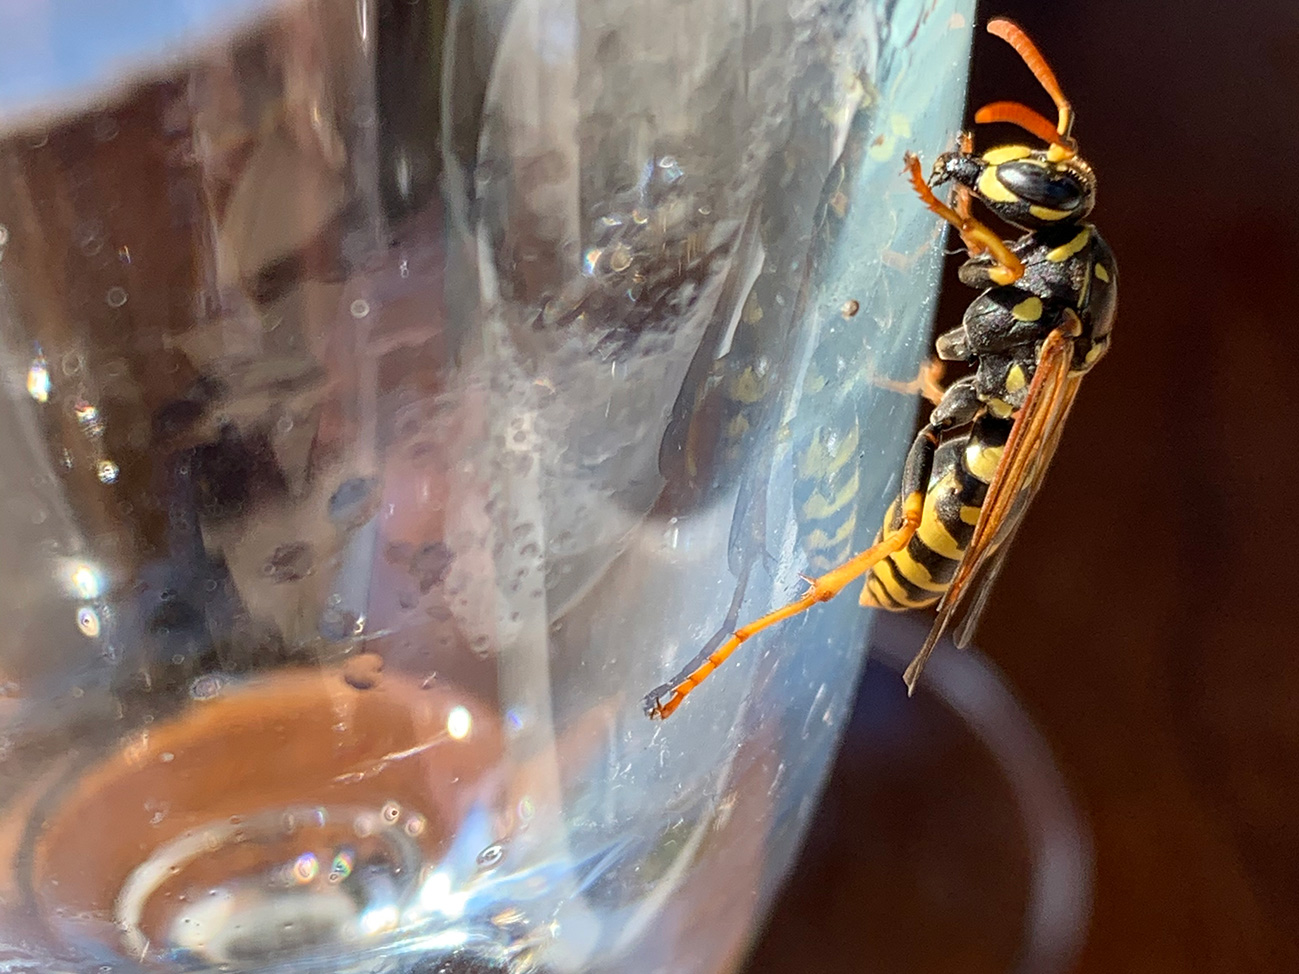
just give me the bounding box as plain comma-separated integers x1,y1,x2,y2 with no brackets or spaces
747,1,1299,972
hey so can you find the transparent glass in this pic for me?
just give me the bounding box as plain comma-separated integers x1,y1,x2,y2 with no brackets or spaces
0,1,974,972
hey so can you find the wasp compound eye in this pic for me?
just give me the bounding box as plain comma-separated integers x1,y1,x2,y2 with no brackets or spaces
995,161,1084,210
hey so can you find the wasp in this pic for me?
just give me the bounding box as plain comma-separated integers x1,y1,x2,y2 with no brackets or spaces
645,18,1117,719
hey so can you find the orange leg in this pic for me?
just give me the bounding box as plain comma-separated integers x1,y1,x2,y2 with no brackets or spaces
903,152,1023,286
644,491,925,720
952,132,978,244
874,358,946,405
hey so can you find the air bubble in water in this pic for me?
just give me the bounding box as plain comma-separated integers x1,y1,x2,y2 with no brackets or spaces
381,801,401,823
105,286,128,308
349,299,370,318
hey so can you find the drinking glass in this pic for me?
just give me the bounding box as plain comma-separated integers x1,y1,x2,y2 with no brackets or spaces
0,1,975,971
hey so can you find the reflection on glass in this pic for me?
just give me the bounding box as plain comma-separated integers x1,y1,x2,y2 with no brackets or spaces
0,1,975,972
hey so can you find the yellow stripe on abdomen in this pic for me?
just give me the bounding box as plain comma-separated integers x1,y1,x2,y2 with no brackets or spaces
861,468,980,610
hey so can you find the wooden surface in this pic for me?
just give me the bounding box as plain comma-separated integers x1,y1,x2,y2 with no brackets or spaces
746,2,1299,971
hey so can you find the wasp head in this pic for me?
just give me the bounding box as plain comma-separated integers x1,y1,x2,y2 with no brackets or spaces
933,145,1095,231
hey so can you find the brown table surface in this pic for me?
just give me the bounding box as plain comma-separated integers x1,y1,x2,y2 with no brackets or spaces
745,2,1299,971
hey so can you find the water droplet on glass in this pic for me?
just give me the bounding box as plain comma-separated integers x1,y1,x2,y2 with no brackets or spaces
329,848,355,882
76,605,100,637
342,652,384,690
189,674,223,700
26,355,50,403
262,541,314,582
328,477,379,525
159,751,175,763
608,243,632,272
0,224,8,246
96,459,119,484
349,299,370,318
410,541,453,593
381,801,402,823
105,286,128,308
404,813,426,837
476,843,505,870
319,606,361,642
292,852,319,884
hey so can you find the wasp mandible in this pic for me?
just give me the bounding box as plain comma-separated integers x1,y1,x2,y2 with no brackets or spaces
645,17,1117,720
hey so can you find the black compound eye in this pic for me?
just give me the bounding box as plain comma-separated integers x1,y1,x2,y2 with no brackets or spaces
995,161,1083,210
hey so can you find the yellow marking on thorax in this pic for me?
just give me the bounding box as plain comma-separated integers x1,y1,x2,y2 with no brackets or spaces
1029,204,1071,222
889,547,950,593
1011,296,1043,321
1094,263,1110,282
977,167,1019,204
1047,227,1091,263
964,442,1003,483
981,145,1033,165
986,398,1014,419
917,480,966,560
1005,364,1027,393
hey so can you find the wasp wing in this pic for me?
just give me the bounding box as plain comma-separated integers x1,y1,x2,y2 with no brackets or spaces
950,369,1083,649
902,322,1083,692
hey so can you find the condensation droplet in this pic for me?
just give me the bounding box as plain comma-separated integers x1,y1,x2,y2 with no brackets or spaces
105,286,128,308
476,843,505,870
381,801,402,824
404,813,426,837
350,299,370,318
292,852,319,884
96,459,119,484
189,674,223,700
76,605,100,637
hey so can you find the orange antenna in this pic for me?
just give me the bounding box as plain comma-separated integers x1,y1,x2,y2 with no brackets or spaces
975,100,1068,149
987,17,1075,141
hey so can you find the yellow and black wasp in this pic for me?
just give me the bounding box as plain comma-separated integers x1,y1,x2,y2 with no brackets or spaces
645,17,1117,719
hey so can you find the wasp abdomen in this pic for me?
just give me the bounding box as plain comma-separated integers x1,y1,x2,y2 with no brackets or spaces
862,416,1010,611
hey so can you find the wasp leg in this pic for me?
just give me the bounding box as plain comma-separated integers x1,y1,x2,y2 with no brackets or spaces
903,152,1023,285
644,425,941,720
873,358,946,405
952,132,977,239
